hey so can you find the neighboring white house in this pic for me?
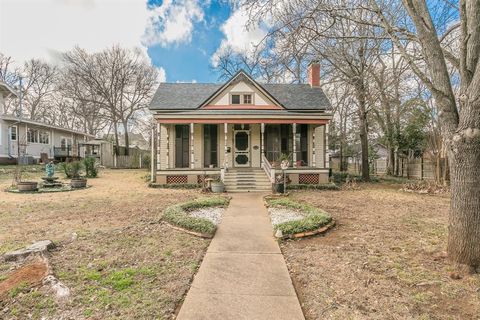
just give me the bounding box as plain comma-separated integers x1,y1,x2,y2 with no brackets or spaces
0,81,94,164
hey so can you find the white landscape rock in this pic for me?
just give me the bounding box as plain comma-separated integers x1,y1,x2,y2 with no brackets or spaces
43,275,70,302
268,208,305,226
188,207,225,225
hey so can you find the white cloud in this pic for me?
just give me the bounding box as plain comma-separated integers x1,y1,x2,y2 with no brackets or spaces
143,0,205,47
0,0,155,65
211,6,268,67
157,66,167,83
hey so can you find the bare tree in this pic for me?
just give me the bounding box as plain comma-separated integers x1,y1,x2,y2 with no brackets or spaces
21,59,58,120
62,46,158,154
363,0,480,272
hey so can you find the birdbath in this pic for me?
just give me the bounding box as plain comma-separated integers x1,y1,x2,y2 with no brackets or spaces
41,161,61,188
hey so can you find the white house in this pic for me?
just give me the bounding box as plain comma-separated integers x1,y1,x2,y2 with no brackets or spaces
149,63,333,191
0,81,94,164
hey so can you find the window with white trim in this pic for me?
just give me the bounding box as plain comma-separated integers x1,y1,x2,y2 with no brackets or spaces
39,131,49,144
27,128,39,143
231,94,240,104
9,126,17,141
243,94,252,104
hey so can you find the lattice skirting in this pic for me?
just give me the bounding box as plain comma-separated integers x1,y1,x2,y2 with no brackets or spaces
299,174,319,184
166,175,188,184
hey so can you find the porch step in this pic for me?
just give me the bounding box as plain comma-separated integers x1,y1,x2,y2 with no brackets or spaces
223,169,272,193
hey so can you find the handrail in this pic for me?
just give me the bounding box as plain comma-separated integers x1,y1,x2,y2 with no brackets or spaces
261,154,275,183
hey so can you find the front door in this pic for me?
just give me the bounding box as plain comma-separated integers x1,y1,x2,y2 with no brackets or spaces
234,129,250,167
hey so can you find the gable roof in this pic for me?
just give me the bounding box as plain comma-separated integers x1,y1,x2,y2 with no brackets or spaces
0,114,95,138
149,71,331,111
198,70,284,108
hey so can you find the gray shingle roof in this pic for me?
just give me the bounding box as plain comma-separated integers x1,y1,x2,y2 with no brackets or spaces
149,82,331,111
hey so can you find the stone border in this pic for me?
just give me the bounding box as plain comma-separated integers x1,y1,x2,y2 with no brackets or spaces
164,222,214,239
276,220,336,240
5,185,92,194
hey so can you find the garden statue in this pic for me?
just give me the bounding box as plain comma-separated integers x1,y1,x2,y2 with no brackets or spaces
46,161,55,178
41,161,61,188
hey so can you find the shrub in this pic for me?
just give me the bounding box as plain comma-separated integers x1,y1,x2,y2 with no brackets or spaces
83,157,98,178
59,161,84,179
287,183,339,191
162,197,230,236
180,197,229,211
163,206,216,235
266,198,332,235
275,212,332,235
148,183,201,189
331,172,379,184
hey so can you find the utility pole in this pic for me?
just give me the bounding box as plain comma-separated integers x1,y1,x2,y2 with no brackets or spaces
17,77,22,165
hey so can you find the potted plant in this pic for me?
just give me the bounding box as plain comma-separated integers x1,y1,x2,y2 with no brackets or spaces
274,174,284,194
17,180,38,192
69,161,88,188
210,177,225,193
15,157,38,192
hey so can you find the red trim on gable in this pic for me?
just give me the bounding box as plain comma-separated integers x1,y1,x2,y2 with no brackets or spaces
202,105,283,110
156,119,329,124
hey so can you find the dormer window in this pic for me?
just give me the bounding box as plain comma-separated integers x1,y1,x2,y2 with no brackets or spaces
231,94,241,104
230,93,254,105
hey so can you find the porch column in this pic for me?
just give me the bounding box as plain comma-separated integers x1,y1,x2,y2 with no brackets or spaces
292,123,297,167
261,123,265,166
165,124,169,169
224,123,228,169
150,126,156,183
156,123,161,170
190,123,195,169
325,124,330,168
312,125,316,167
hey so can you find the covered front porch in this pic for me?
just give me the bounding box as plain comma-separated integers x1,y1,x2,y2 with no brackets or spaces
155,120,331,185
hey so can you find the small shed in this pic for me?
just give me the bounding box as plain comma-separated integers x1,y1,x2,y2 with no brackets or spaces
80,139,114,167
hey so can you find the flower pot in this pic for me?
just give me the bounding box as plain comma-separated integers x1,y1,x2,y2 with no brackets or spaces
274,183,285,194
211,182,225,193
17,181,38,192
70,178,87,188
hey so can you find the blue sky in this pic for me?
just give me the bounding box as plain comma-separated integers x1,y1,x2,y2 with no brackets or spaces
1,0,267,84
147,1,232,83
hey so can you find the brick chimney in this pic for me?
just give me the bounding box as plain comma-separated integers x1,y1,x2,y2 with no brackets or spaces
308,61,320,87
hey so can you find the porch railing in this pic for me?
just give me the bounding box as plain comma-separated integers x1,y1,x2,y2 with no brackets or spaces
261,154,276,183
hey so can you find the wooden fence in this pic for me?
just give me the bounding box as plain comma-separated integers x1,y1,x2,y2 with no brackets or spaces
113,150,150,169
337,157,448,181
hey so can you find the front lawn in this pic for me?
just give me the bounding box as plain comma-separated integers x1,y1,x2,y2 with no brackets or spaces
0,169,212,319
282,183,480,319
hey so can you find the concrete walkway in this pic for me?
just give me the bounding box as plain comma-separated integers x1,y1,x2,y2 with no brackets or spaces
177,193,305,320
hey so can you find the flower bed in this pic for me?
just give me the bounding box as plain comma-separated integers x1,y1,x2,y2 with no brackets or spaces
162,197,230,238
265,197,334,239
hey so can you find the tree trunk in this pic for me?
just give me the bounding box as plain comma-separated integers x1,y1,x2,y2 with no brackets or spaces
357,95,370,181
113,124,120,156
387,144,395,176
339,142,345,171
447,140,480,270
122,120,130,156
352,77,370,181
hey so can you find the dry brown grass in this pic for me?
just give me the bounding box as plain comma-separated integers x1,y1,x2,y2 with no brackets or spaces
282,184,480,320
0,169,210,319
